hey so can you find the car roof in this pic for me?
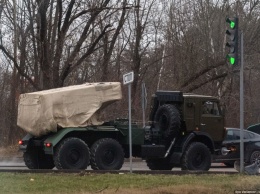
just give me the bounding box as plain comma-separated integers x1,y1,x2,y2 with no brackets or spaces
247,123,260,135
225,128,260,138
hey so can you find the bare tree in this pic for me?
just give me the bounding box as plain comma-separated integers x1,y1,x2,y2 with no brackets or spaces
0,0,135,90
124,0,156,104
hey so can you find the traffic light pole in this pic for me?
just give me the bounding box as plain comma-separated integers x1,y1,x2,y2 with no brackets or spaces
240,32,244,173
225,17,244,173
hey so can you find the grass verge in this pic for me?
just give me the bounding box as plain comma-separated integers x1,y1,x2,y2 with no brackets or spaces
0,173,260,194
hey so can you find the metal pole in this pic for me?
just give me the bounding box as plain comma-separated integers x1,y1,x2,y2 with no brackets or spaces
142,103,146,128
240,32,244,173
128,84,133,173
142,82,146,128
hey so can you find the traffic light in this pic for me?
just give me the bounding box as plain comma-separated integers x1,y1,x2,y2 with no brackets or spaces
226,17,239,65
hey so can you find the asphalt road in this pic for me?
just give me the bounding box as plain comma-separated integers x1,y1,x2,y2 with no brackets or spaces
122,161,237,172
0,157,237,172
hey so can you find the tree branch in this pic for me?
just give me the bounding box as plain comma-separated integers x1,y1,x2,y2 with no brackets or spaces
0,45,40,90
186,72,228,92
59,24,112,86
181,60,226,88
61,0,75,33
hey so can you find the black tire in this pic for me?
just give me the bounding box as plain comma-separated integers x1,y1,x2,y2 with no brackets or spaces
90,138,124,170
146,158,174,170
24,149,55,169
250,150,260,167
54,137,90,170
154,104,181,139
181,142,211,171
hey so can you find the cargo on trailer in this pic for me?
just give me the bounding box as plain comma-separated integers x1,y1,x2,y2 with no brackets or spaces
17,82,122,137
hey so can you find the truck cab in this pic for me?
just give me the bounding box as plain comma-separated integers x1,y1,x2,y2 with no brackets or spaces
143,91,225,170
183,94,225,145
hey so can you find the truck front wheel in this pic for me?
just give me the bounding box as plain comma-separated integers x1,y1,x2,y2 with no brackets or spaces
90,138,124,170
24,149,54,169
54,137,90,170
181,142,211,171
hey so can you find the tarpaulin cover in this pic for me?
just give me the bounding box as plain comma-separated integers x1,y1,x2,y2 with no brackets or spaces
17,82,122,137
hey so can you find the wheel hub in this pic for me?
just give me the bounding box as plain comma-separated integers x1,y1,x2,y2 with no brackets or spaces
193,152,203,167
68,149,80,164
159,114,168,130
251,152,260,167
104,149,115,164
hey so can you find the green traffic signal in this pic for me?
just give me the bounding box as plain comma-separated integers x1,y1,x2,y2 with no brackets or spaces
226,18,236,29
227,55,236,65
230,21,235,29
230,57,235,65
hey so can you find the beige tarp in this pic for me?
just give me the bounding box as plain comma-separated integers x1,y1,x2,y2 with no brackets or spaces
17,82,122,137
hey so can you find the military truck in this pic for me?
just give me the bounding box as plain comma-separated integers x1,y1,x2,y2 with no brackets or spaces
18,82,225,171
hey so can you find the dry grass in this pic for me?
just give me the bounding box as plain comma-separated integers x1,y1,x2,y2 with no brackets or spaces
0,173,259,194
78,185,224,194
108,187,221,194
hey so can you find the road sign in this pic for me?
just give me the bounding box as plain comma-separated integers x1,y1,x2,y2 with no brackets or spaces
122,72,134,173
123,72,134,85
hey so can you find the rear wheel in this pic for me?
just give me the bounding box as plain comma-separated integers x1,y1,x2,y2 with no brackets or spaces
54,137,90,170
90,138,124,170
181,142,211,171
24,149,54,169
146,158,174,170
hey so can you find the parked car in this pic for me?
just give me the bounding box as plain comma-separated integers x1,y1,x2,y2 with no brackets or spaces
214,128,260,167
247,123,260,135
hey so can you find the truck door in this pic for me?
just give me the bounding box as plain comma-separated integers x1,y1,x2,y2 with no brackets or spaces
200,100,225,142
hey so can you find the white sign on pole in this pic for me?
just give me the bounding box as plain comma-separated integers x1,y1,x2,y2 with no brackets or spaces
123,72,134,85
122,71,134,173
